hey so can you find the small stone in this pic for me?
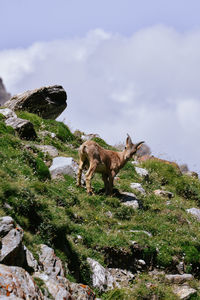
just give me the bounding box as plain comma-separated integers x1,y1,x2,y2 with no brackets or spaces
130,230,152,237
154,189,174,199
120,192,140,209
33,144,59,157
186,208,200,222
130,182,146,195
165,274,193,284
135,167,149,177
105,211,113,218
172,285,197,300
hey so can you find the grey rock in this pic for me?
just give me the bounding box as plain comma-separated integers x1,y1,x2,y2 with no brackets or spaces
70,282,96,300
165,274,194,284
87,258,134,292
186,208,200,222
172,285,197,300
0,78,11,105
120,192,140,209
34,273,71,300
24,246,39,272
135,167,149,177
130,230,152,237
0,216,15,237
33,144,59,157
5,117,37,140
49,156,78,179
0,108,17,119
131,160,139,165
38,244,65,278
0,264,44,299
130,182,146,195
0,228,25,266
5,85,67,120
39,131,56,138
154,189,174,199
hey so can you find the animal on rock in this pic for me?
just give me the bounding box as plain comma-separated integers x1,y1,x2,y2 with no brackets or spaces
77,134,144,195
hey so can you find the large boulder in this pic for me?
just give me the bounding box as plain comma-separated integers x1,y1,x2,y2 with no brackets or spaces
5,85,67,120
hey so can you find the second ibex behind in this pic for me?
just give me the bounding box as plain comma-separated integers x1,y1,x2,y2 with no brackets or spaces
77,134,144,195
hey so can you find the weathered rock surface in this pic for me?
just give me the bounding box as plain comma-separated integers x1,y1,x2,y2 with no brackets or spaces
0,217,25,267
38,244,65,277
0,78,11,105
49,156,78,179
0,108,17,119
29,144,59,157
5,85,67,120
0,264,44,299
120,192,140,209
5,117,37,140
172,285,197,299
0,228,24,266
186,208,200,222
135,166,149,178
0,216,15,237
130,182,146,195
87,258,134,292
154,189,174,199
165,274,194,284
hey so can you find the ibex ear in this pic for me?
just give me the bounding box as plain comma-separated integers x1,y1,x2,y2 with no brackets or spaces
126,134,133,147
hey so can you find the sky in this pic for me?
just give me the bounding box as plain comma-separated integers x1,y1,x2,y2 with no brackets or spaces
1,0,200,173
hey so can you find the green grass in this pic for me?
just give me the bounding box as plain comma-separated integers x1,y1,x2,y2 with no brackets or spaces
0,113,199,297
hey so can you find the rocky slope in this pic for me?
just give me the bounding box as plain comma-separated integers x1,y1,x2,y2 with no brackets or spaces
0,86,199,299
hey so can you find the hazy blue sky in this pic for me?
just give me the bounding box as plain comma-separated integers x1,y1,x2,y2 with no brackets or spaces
1,1,200,173
1,0,200,49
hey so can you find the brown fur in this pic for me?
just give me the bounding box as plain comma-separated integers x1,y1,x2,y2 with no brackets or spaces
77,135,144,195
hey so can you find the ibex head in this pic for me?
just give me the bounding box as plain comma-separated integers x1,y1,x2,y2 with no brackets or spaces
124,134,144,160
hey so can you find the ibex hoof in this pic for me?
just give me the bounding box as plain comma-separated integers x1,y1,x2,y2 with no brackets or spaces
87,190,94,196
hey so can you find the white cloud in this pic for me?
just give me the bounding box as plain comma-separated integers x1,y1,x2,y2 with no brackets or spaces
1,25,200,172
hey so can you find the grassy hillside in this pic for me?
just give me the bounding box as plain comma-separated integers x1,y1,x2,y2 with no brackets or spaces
0,111,200,299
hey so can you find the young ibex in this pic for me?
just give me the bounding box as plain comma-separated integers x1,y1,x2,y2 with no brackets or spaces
77,134,144,195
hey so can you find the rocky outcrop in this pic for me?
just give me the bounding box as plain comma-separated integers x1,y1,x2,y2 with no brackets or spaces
87,258,134,292
0,216,96,299
0,264,44,299
5,85,67,119
0,78,11,105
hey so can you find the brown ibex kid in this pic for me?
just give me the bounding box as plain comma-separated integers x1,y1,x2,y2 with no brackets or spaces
77,134,144,195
